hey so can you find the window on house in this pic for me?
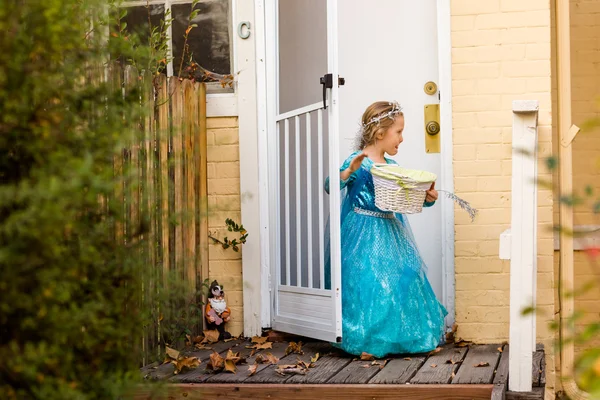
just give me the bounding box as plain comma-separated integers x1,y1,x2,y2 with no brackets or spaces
117,0,233,93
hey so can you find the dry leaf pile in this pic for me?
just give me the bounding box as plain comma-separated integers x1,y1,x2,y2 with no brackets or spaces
207,350,246,374
285,341,304,356
246,352,280,376
164,346,201,375
275,358,314,376
360,359,389,370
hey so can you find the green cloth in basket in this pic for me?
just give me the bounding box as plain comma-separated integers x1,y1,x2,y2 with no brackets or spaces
371,164,437,188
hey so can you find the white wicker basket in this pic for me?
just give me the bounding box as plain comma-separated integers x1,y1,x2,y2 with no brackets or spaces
371,164,437,214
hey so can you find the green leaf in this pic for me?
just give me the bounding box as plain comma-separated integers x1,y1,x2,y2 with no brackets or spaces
521,306,536,316
545,156,558,171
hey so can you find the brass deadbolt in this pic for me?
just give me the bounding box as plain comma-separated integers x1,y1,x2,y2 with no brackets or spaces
424,81,438,95
426,121,440,135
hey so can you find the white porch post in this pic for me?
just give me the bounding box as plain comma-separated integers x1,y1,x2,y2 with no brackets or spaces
500,100,539,392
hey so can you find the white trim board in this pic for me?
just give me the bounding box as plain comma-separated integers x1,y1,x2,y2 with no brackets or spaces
437,0,455,329
206,94,238,117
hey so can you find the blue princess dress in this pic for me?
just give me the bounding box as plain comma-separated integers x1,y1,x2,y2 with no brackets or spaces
325,151,447,358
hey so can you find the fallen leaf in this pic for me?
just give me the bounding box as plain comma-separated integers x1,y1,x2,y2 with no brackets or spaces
455,340,472,348
224,338,234,343
209,351,225,370
225,350,245,366
224,359,237,373
255,342,273,350
193,335,203,344
445,359,462,365
173,356,201,374
275,363,306,376
474,362,490,367
379,359,390,369
185,334,192,347
194,343,211,350
429,347,442,355
252,336,269,344
248,364,258,376
203,330,220,344
430,364,438,368
311,353,320,363
403,357,412,361
360,352,375,361
285,341,303,355
361,363,371,368
451,371,456,379
498,347,503,353
265,353,279,365
166,346,180,360
250,349,256,357
371,360,381,366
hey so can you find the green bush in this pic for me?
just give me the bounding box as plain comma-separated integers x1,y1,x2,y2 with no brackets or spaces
0,1,151,398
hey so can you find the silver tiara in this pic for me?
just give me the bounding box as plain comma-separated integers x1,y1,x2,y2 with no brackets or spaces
362,101,403,129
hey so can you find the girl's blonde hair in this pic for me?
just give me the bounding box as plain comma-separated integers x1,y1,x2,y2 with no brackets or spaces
358,101,404,150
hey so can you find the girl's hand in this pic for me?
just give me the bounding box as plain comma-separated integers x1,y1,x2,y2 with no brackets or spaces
341,152,368,181
425,182,438,203
348,152,368,173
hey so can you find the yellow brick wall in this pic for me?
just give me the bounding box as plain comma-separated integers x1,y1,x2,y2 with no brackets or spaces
450,0,556,391
206,117,243,337
569,0,600,357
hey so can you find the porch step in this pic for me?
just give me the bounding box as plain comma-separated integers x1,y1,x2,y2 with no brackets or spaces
140,340,546,400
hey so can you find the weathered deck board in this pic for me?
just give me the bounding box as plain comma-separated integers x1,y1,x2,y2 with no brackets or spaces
493,345,510,386
506,387,545,400
243,342,302,383
453,344,502,384
286,353,352,384
129,383,495,400
539,351,546,386
532,349,544,387
491,384,507,400
410,345,468,384
328,358,383,384
368,357,426,384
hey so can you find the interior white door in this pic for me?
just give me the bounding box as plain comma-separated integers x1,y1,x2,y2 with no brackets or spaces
268,0,343,342
338,0,445,302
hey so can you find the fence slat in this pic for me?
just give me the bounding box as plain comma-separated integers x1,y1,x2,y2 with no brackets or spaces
142,70,156,364
183,80,197,297
197,83,209,331
171,77,184,282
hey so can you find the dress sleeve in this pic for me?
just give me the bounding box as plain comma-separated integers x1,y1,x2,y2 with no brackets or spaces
324,152,359,194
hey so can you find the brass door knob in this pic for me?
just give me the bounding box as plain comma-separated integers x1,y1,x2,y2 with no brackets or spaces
426,121,440,135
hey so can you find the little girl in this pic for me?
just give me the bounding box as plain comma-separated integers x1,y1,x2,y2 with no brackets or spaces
326,101,447,358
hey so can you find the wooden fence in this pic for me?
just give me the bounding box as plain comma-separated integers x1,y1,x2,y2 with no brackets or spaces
111,65,209,365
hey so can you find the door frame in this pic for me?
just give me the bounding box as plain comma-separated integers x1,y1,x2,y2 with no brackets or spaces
254,0,456,330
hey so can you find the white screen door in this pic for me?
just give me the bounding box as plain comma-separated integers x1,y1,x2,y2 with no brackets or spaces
267,0,343,342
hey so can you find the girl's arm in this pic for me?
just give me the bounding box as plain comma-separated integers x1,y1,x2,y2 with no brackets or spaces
325,152,367,194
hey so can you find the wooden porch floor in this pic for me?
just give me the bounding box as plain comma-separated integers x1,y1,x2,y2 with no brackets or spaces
140,339,546,400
